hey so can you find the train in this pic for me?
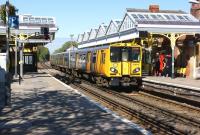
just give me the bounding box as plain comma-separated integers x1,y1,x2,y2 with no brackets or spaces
50,42,142,87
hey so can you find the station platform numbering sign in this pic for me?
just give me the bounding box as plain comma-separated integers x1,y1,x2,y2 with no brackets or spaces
8,16,19,29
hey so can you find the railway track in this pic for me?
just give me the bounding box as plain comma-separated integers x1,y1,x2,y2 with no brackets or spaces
141,81,200,108
40,63,200,135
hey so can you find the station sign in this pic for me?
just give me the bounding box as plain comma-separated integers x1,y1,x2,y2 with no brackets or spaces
8,16,19,29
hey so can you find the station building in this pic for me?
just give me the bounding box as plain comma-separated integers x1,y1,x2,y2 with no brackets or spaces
0,14,58,74
77,5,200,79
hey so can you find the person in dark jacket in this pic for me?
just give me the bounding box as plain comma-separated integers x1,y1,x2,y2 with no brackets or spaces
163,54,172,77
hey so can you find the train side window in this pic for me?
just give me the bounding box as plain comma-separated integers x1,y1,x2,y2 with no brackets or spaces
81,54,86,62
92,53,96,63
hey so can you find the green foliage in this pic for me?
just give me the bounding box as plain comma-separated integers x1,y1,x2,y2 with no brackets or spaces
0,3,16,24
54,41,77,54
37,46,50,62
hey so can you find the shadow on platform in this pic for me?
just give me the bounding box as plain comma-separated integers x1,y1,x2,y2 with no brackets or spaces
0,88,142,135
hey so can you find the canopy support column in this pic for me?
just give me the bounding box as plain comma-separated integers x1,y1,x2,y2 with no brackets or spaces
170,33,176,79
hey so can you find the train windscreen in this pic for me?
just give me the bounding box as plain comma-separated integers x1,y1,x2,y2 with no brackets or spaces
110,47,121,62
121,47,129,62
110,47,141,62
130,47,141,61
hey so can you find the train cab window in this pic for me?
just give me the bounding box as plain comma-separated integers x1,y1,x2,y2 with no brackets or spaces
92,53,96,63
121,48,129,62
131,48,141,61
110,47,121,62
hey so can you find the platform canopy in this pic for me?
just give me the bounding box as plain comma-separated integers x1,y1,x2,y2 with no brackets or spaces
0,14,58,44
78,8,200,49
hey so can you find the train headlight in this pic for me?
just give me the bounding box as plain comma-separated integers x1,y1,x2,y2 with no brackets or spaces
133,67,140,73
110,67,118,73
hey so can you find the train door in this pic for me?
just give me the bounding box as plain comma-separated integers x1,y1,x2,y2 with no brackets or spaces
75,53,79,69
121,47,130,75
91,52,96,73
100,50,106,75
96,50,101,74
86,52,91,73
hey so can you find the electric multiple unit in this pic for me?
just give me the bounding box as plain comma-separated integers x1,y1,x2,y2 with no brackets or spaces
50,42,142,87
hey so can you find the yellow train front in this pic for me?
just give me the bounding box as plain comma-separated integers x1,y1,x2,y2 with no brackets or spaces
88,42,142,87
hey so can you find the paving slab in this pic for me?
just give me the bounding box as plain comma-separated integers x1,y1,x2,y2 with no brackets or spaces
0,71,150,135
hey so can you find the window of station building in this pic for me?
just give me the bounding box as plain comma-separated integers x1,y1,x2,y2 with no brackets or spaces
23,17,29,23
24,55,33,65
29,18,35,23
29,56,33,64
48,18,54,24
41,18,47,24
127,19,131,29
35,18,41,24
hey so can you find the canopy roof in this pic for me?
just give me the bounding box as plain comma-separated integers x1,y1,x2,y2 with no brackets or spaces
78,9,200,48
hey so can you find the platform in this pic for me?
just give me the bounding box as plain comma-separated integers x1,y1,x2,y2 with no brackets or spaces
0,71,150,135
143,76,200,91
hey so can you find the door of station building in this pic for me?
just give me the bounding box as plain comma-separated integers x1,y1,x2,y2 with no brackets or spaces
23,53,37,72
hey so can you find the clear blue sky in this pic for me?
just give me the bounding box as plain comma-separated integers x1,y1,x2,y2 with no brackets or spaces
1,0,191,39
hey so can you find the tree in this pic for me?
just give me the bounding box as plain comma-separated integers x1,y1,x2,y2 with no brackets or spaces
0,3,16,24
53,41,77,54
37,46,50,62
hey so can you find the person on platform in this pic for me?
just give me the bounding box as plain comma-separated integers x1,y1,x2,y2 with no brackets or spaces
164,54,172,77
159,52,165,76
153,52,160,76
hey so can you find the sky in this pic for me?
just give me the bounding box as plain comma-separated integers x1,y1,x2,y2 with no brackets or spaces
0,0,192,52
